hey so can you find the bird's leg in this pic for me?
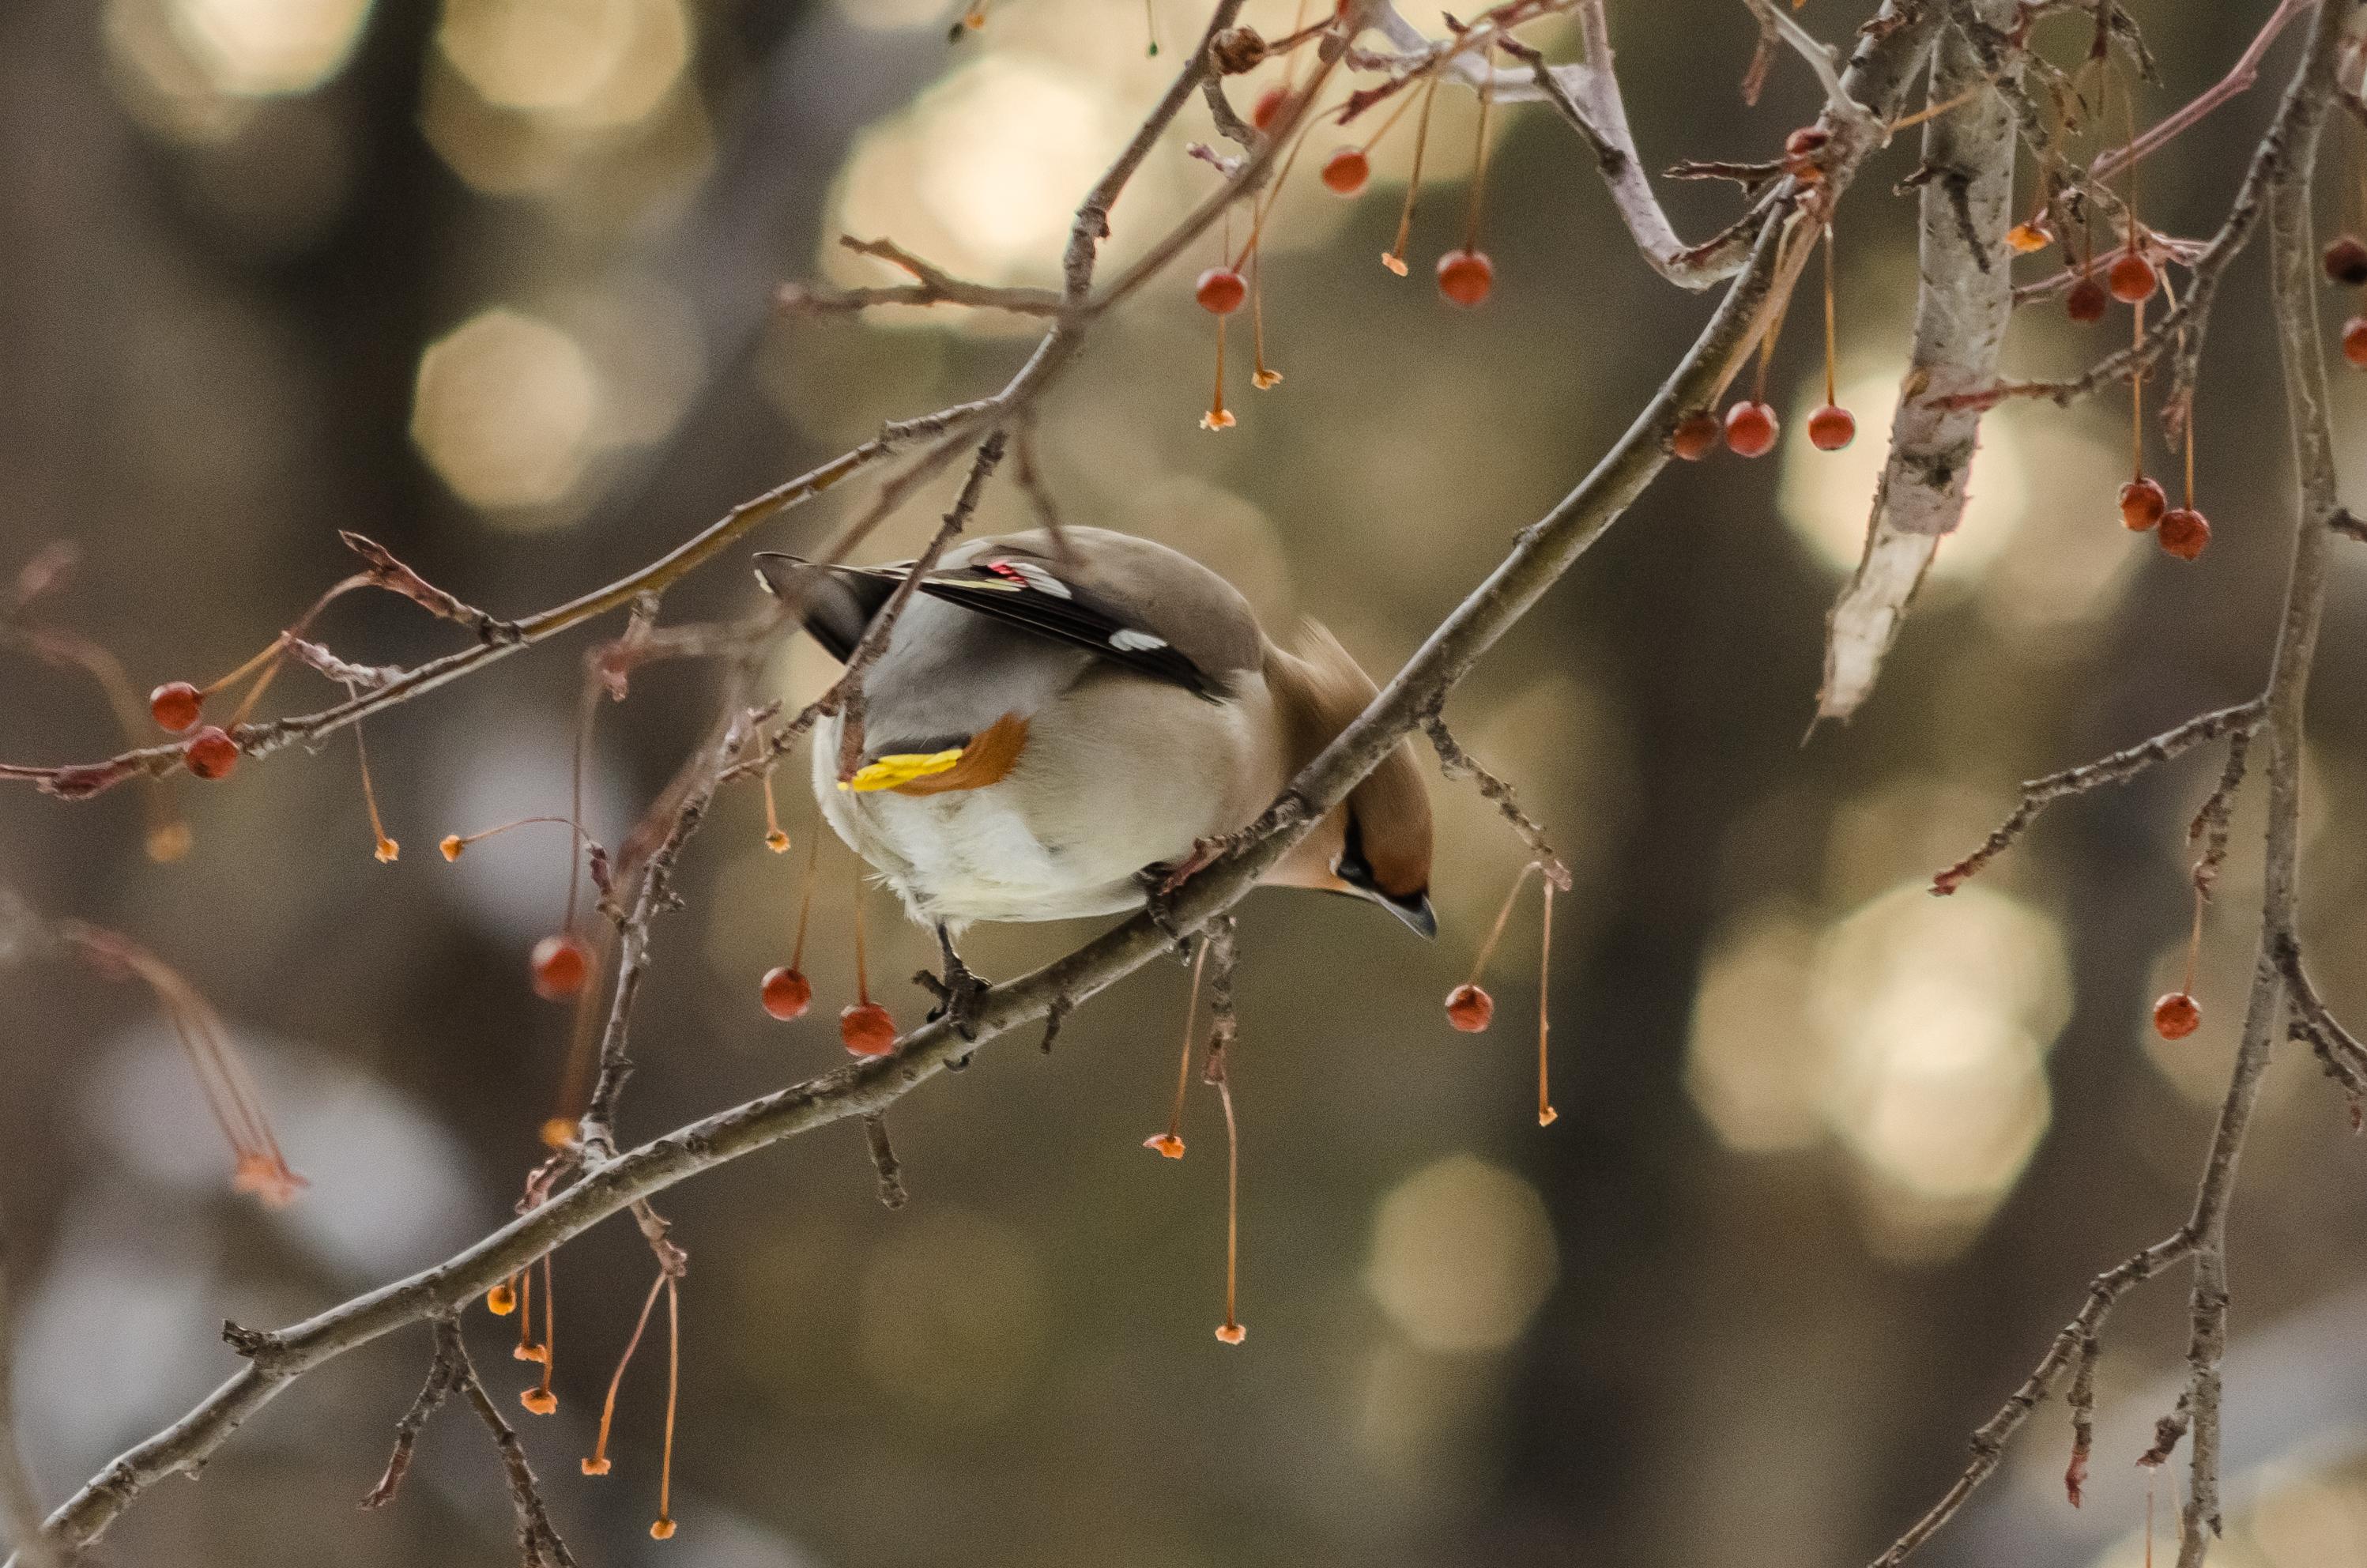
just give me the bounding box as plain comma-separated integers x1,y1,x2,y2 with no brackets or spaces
916,921,989,1040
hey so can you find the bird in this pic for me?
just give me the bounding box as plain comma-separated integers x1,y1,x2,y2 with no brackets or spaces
752,527,1434,957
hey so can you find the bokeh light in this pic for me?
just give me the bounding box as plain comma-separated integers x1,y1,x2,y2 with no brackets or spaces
1364,1154,1559,1353
410,307,601,514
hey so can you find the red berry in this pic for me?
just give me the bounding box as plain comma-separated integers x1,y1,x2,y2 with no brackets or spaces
2153,991,2201,1039
1807,405,1856,450
1444,983,1494,1033
2158,507,2211,561
2066,278,2108,323
2343,316,2367,369
1251,84,1288,132
2119,477,2166,532
2107,249,2157,304
530,933,589,1001
1194,266,1246,315
1671,412,1720,462
1320,146,1370,196
183,726,239,780
149,681,203,733
840,1001,897,1057
1723,399,1779,458
1435,248,1494,308
759,966,812,1021
2323,236,2367,288
1784,126,1830,158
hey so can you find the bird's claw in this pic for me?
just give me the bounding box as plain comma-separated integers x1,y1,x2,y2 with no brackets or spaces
919,928,989,1039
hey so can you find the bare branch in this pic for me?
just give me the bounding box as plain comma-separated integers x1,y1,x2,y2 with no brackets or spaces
1932,700,2267,895
0,1237,58,1568
446,1324,578,1568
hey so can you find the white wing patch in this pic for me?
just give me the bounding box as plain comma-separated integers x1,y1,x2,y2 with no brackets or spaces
1109,628,1167,652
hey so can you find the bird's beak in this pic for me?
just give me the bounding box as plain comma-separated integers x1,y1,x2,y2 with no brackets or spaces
1378,888,1437,940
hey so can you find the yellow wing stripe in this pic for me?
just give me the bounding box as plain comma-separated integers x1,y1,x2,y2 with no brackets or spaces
839,748,965,793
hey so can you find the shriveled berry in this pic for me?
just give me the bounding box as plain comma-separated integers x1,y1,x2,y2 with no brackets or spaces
759,966,812,1021
1723,399,1779,458
1435,248,1494,308
840,1001,896,1056
2323,235,2367,288
1784,126,1830,159
1194,266,1247,315
1671,411,1720,461
2343,316,2367,369
2066,278,2109,323
149,681,203,733
1214,1323,1246,1345
530,933,590,1001
2007,220,2053,254
650,1519,677,1541
1143,1132,1185,1159
2107,249,2157,304
1807,405,1856,450
2158,507,2211,561
183,726,239,780
2153,991,2201,1039
2119,477,2166,532
519,1389,557,1415
1251,84,1287,131
1445,983,1494,1033
1320,146,1370,196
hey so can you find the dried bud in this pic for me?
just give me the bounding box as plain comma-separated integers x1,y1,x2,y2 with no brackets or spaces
1209,25,1266,74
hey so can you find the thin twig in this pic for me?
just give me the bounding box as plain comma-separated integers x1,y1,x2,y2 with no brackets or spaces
359,1323,460,1510
447,1324,578,1568
863,1115,909,1211
1932,701,2267,894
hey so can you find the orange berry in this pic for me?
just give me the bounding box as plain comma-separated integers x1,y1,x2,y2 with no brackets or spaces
759,966,812,1021
2107,249,2156,304
2323,236,2367,288
2158,507,2211,561
2153,991,2201,1039
1445,983,1494,1033
2119,477,2166,532
1194,267,1246,315
840,1001,896,1056
1807,405,1856,450
149,681,203,733
1672,412,1720,461
1722,400,1779,458
486,1283,517,1316
183,726,239,780
1251,84,1287,132
1143,1133,1186,1159
1435,248,1494,308
2066,278,2108,323
1320,146,1370,196
440,834,465,860
2343,316,2367,369
650,1518,677,1541
530,933,590,1001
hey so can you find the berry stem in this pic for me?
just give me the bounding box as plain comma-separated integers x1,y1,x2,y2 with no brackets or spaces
1461,73,1493,254
585,1268,665,1477
568,677,598,931
1384,75,1440,275
1467,861,1538,988
654,1277,680,1540
2131,296,2146,481
761,767,787,851
355,722,398,864
851,858,871,1005
1158,939,1208,1155
1537,876,1557,1128
1215,1068,1243,1344
1822,224,1840,409
790,829,820,972
535,1254,557,1404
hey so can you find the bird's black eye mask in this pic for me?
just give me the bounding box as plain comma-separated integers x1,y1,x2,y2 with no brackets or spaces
1336,814,1437,939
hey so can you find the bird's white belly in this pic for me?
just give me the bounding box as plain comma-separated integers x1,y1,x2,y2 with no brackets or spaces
813,678,1284,929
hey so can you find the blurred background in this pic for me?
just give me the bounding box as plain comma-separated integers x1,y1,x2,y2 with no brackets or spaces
6,1,2367,1564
